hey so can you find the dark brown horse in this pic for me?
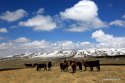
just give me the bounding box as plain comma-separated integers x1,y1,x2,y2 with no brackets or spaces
82,60,100,71
48,61,52,71
71,61,76,73
60,60,68,72
69,60,82,71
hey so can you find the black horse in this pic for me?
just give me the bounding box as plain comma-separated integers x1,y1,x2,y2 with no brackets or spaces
76,61,82,70
48,61,52,71
33,63,38,68
82,60,100,71
36,63,47,71
24,64,32,68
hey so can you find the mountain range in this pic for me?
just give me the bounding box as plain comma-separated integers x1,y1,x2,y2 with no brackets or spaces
1,48,125,60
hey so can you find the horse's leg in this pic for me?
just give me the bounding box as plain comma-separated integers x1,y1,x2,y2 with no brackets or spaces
90,66,93,71
78,66,80,70
60,67,62,72
61,68,63,72
80,66,82,70
48,67,50,71
44,66,47,71
74,66,76,73
72,67,74,73
66,66,68,72
97,65,100,71
72,67,75,73
84,66,87,71
63,66,65,72
37,67,39,71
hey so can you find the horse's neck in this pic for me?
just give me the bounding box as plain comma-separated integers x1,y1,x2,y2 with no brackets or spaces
82,60,86,63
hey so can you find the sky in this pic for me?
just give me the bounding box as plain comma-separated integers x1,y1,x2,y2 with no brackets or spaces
0,0,125,57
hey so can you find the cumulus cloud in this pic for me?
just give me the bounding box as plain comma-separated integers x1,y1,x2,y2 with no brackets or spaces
60,0,107,32
60,0,98,21
92,30,125,48
0,28,8,33
19,15,57,31
110,20,125,27
0,9,27,22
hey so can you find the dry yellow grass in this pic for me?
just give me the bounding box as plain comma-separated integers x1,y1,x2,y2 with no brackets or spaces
0,66,125,83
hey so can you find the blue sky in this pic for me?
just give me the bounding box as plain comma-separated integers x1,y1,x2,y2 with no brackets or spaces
0,0,125,56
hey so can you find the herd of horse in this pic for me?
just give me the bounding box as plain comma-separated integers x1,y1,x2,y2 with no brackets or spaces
24,61,52,71
24,60,100,73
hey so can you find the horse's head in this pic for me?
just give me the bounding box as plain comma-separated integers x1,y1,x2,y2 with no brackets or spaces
82,59,86,64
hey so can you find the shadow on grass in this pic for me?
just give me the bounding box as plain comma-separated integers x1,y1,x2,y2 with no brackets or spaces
0,67,25,72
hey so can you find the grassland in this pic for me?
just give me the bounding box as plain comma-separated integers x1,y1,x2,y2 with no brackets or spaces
0,57,125,83
0,66,125,83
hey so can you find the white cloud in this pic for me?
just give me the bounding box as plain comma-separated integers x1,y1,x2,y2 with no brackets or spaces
37,8,44,14
0,28,8,33
60,0,98,21
92,30,125,48
56,41,77,50
0,9,27,22
80,41,90,45
14,37,30,43
60,0,107,32
0,38,92,57
23,40,51,49
80,41,94,48
66,18,107,32
110,20,125,27
1,34,125,57
19,15,57,31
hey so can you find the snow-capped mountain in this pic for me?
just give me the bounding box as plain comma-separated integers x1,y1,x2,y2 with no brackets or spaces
1,48,125,60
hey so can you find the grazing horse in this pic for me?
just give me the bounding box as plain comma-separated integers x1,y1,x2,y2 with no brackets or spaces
24,64,32,68
36,63,47,71
82,60,100,71
48,61,52,71
33,63,38,68
76,61,82,70
60,60,68,72
71,61,76,73
69,60,82,70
